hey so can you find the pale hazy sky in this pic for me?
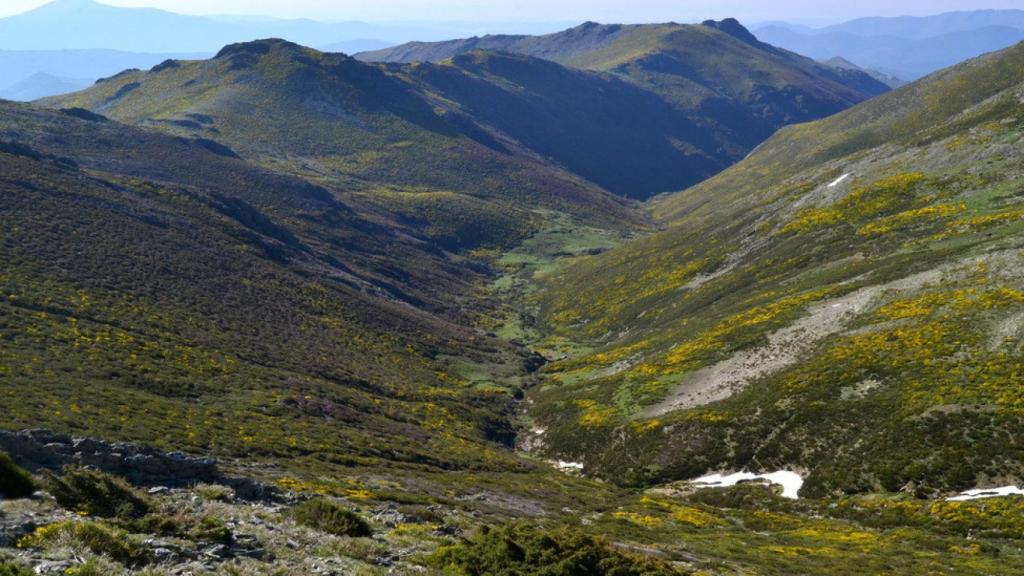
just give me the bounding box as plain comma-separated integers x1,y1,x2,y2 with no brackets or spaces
1,0,1022,23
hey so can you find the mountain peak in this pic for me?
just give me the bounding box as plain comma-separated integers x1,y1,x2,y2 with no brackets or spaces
700,18,767,48
214,38,305,60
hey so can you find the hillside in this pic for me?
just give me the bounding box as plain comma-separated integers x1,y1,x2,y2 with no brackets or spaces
534,41,1024,497
4,26,1024,576
46,40,651,248
0,99,544,476
361,20,888,177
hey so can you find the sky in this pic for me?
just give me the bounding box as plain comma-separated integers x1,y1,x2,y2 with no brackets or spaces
0,0,1022,24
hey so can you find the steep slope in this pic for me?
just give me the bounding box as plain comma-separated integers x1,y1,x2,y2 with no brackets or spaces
534,42,1024,497
0,100,538,474
361,21,888,152
47,40,644,249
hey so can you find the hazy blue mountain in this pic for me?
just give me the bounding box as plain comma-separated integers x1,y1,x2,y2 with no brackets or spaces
0,72,91,100
319,39,394,54
756,24,1024,79
821,56,904,88
0,48,209,91
818,9,1024,39
0,0,572,53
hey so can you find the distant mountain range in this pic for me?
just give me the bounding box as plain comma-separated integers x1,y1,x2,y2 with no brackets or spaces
755,10,1024,80
0,48,209,100
0,0,564,53
0,72,92,101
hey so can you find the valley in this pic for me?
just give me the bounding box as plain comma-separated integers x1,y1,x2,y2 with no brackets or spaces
1,9,1024,576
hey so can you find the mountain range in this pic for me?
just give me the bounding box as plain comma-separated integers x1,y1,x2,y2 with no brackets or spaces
3,11,1024,576
755,10,1024,79
45,21,885,209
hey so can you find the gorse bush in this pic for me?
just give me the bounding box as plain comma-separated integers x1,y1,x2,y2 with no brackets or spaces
17,520,152,567
291,498,372,537
430,523,681,576
0,452,34,499
45,468,150,518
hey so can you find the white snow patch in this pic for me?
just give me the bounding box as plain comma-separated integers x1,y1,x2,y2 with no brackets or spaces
691,471,804,499
947,486,1024,501
828,173,851,188
555,461,584,472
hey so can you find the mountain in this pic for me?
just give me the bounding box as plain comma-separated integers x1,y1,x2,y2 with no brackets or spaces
0,72,91,100
319,38,394,54
44,40,649,246
0,0,568,53
44,28,887,222
0,0,400,52
360,20,887,186
4,27,1024,576
755,11,1024,80
822,56,905,89
819,9,1024,39
0,48,210,94
0,98,543,473
534,41,1024,498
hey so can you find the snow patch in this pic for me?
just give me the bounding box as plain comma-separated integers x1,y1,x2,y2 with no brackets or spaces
555,461,584,472
947,486,1024,501
691,471,804,499
828,173,851,188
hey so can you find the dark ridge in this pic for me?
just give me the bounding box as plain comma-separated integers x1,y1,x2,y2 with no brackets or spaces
60,107,108,122
185,113,215,125
214,38,301,60
701,18,771,50
0,140,78,169
0,140,42,161
103,81,141,104
192,137,241,159
151,59,181,72
95,68,139,84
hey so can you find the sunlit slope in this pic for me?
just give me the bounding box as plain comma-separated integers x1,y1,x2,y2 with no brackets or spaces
0,101,535,473
44,40,641,250
534,42,1024,496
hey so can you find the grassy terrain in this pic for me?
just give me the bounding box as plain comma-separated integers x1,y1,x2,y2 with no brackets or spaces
0,100,534,474
535,42,1024,495
2,29,1024,576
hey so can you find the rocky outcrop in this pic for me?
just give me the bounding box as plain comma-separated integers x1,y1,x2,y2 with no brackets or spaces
0,430,276,501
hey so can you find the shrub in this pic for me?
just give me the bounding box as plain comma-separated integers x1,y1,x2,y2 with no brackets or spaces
0,452,35,499
0,562,33,576
291,498,372,537
429,523,681,576
17,520,152,567
191,515,233,544
45,468,150,518
194,483,235,502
